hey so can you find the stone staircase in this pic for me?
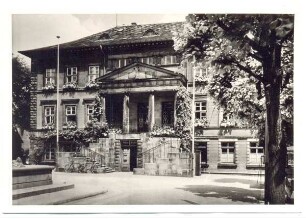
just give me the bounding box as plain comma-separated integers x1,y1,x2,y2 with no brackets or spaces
81,147,115,174
97,164,116,173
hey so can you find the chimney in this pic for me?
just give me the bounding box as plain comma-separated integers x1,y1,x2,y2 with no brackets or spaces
131,22,137,26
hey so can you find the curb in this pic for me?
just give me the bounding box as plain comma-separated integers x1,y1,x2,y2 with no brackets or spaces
202,172,265,176
50,189,108,205
13,184,75,200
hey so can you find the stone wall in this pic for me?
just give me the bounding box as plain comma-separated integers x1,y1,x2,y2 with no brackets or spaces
135,137,193,177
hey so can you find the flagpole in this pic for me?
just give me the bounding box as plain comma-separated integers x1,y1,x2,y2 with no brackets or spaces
56,36,60,171
192,56,196,177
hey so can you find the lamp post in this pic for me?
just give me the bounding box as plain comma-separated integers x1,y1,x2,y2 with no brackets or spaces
56,36,60,171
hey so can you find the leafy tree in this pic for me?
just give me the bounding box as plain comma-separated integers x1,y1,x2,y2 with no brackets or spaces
12,55,31,130
173,14,293,204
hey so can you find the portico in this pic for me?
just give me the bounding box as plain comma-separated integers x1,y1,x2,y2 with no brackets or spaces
96,62,187,134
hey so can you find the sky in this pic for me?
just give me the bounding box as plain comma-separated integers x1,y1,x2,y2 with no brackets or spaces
12,14,187,63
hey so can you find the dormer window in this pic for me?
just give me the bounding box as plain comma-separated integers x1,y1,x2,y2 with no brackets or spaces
143,29,158,37
98,33,110,40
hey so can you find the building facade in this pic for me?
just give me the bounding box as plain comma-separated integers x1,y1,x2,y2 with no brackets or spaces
20,22,264,175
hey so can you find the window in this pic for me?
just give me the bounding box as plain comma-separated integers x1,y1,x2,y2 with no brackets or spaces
195,101,207,119
220,110,236,127
249,142,264,165
89,66,100,81
44,142,55,161
161,55,178,65
107,59,132,70
98,33,110,40
194,66,207,77
44,106,55,125
65,105,77,123
87,104,94,122
140,57,154,65
221,142,235,163
143,29,158,37
162,102,174,126
45,69,56,85
66,67,77,83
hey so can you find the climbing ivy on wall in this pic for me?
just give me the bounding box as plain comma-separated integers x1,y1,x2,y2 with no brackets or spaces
29,94,109,163
175,86,192,151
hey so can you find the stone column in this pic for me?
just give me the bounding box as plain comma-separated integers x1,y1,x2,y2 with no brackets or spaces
173,91,178,127
100,94,106,123
122,94,130,133
148,93,155,132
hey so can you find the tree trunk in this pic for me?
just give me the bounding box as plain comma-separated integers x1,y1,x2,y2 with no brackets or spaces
263,43,287,204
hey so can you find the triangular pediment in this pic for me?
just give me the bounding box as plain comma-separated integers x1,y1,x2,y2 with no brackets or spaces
97,62,183,82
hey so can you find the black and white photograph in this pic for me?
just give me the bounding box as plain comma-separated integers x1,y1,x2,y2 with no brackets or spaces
1,0,305,217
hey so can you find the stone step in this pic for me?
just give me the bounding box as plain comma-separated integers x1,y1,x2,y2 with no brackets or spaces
13,183,74,200
96,167,115,173
133,168,145,175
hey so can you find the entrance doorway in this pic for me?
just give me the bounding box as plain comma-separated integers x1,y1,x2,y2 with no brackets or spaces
120,140,138,172
195,142,208,170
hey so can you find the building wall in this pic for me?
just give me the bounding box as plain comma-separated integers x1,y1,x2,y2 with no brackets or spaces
36,91,98,130
29,39,264,174
197,135,263,174
206,96,220,127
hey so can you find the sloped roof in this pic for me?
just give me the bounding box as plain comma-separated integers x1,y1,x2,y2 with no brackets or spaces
19,22,184,57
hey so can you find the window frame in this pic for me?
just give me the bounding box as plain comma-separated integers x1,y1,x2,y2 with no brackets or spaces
139,57,154,65
45,68,56,86
65,105,77,123
195,101,207,119
44,105,55,125
66,67,78,83
44,141,55,161
161,55,178,65
194,66,208,77
88,66,100,82
220,142,235,163
249,141,264,165
86,104,95,122
161,101,174,127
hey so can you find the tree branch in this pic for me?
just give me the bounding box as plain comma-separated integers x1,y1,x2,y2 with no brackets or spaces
232,61,266,84
280,28,294,44
248,52,263,62
216,19,268,57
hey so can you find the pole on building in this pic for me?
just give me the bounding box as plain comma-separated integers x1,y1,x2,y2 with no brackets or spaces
191,56,196,177
56,36,60,171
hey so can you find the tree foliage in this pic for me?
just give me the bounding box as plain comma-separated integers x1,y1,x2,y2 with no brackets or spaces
12,55,31,129
173,14,293,138
173,14,294,204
